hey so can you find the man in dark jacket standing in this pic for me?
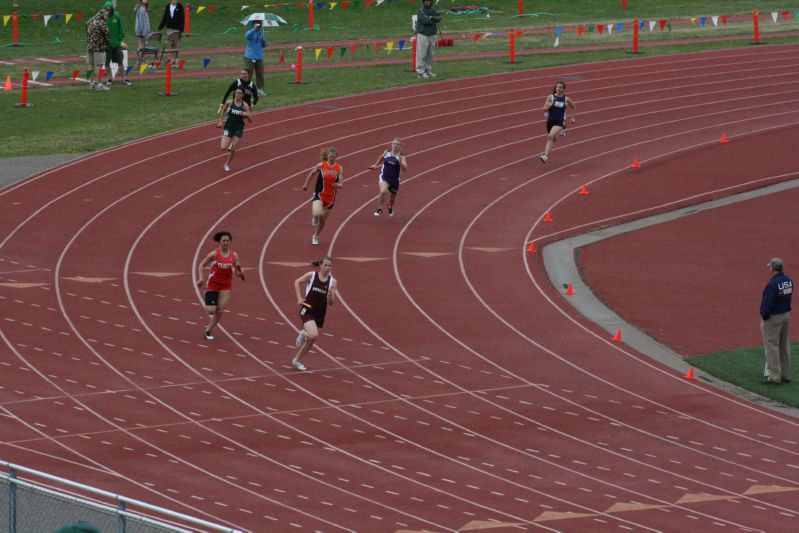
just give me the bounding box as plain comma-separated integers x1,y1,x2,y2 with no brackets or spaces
158,0,184,63
414,0,441,79
760,257,793,384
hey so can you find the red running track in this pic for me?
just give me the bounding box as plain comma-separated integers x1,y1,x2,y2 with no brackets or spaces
2,43,799,532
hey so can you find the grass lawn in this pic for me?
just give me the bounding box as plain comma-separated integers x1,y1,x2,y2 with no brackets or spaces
687,345,798,408
1,1,797,157
3,34,797,157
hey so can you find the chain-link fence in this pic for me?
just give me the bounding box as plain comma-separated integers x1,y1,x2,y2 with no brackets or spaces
0,461,244,533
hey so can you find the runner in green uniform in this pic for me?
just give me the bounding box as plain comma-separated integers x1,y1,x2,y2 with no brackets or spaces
217,87,252,172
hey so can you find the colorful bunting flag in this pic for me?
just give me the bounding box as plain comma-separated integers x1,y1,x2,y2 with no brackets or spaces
711,15,718,26
76,13,85,22
45,71,53,81
66,13,73,24
314,48,322,60
658,19,667,31
606,22,613,35
577,25,584,37
700,16,706,27
386,41,394,52
349,44,357,56
339,47,346,57
31,71,40,82
178,59,186,71
326,47,334,59
139,63,147,74
553,36,559,47
44,14,52,26
208,5,218,13
329,2,337,8
203,58,211,68
196,6,206,14
648,20,656,31
72,69,79,80
721,15,727,26
2,15,10,26
615,22,623,32
398,39,405,50
596,24,604,34
771,11,778,23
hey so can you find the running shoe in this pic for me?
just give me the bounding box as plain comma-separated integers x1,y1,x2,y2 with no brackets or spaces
293,359,308,372
539,155,548,164
428,72,437,78
295,330,305,348
122,79,133,87
311,216,319,227
95,84,110,91
373,208,382,217
203,330,214,341
388,207,394,217
106,79,113,87
558,130,566,138
257,89,266,96
224,164,231,172
311,235,319,246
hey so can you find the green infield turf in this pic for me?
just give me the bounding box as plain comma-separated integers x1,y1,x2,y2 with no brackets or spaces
687,345,798,408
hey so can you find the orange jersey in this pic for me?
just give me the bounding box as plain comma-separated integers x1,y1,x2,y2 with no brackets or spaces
317,161,341,206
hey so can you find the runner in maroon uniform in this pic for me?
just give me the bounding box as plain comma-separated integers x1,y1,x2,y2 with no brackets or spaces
196,231,243,340
292,256,337,371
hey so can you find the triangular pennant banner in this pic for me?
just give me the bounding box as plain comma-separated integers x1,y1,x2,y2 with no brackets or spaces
314,47,322,60
203,58,211,68
278,52,285,63
721,15,728,26
616,22,623,32
196,6,206,14
386,41,394,52
110,65,119,79
66,13,73,24
44,15,52,26
658,19,667,30
553,36,559,47
349,44,357,55
326,47,334,59
596,24,604,34
45,71,54,81
711,15,718,26
2,15,10,27
771,11,779,23
139,63,148,74
339,46,346,57
329,2,338,9
700,16,706,27
178,59,186,71
606,22,613,34
648,20,656,31
72,69,79,80
577,25,584,37
31,71,40,82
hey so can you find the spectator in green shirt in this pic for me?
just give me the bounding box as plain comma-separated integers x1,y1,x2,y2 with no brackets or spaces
104,1,132,86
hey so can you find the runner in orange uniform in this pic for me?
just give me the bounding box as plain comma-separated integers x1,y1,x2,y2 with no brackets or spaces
301,147,344,246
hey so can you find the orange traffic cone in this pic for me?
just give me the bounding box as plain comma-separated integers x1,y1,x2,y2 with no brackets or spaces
543,212,554,222
526,241,537,253
720,134,729,144
631,159,641,169
3,75,11,91
564,283,574,295
682,367,697,380
578,184,589,195
610,329,622,342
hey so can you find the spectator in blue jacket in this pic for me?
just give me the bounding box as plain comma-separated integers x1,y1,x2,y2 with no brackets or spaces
244,19,267,97
760,257,793,384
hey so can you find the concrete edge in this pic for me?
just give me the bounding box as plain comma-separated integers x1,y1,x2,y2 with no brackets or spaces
543,178,799,419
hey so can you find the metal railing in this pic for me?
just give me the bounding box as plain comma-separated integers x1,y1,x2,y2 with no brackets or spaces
1,460,244,533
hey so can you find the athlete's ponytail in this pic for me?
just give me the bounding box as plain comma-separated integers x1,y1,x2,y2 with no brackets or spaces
319,147,329,161
311,255,333,268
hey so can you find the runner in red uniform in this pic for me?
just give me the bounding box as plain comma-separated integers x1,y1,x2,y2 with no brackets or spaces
196,231,243,340
301,147,344,247
292,256,337,371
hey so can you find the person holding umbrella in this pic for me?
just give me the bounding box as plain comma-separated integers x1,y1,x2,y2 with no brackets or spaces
244,15,267,97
